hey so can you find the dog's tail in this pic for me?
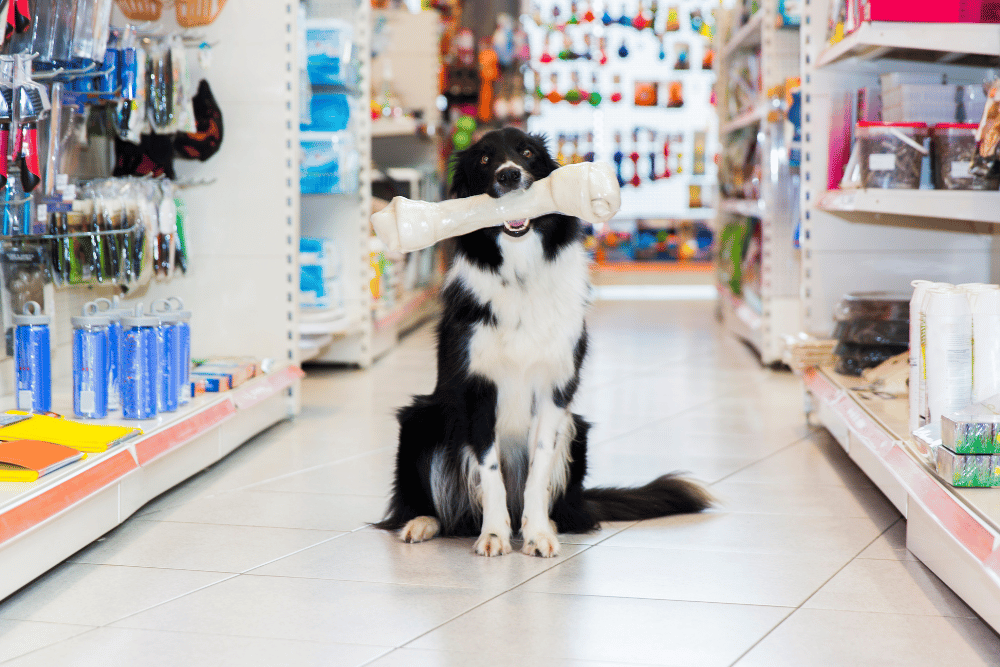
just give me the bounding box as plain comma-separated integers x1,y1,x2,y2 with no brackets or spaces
583,473,713,522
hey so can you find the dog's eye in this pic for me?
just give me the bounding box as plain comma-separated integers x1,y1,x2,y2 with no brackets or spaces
522,149,533,158
480,155,490,165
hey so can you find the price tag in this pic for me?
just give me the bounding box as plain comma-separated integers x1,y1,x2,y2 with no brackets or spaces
950,161,972,179
869,153,896,171
36,203,47,223
55,173,69,190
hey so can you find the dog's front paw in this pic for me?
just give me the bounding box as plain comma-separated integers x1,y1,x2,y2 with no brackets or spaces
400,516,440,543
474,531,512,557
521,530,561,558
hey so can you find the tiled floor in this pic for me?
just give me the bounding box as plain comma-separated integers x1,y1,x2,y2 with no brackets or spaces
2,298,1000,666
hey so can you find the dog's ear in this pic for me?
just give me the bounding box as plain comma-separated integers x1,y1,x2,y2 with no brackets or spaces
529,133,560,175
448,150,473,199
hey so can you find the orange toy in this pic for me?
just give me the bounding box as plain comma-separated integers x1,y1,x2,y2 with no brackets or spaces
478,47,499,122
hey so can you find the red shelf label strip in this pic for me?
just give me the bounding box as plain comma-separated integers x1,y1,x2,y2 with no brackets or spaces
232,366,304,411
804,368,842,404
135,400,236,466
0,450,137,546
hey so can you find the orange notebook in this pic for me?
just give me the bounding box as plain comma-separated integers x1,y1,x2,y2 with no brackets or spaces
0,440,85,482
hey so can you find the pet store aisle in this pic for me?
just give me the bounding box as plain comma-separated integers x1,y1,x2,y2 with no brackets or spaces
0,299,997,666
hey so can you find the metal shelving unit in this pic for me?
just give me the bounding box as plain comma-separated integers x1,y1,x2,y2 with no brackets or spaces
714,0,800,365
0,2,305,598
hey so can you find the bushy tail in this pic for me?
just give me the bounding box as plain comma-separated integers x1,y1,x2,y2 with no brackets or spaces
583,473,713,522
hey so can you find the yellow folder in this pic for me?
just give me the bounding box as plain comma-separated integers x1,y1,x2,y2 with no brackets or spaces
0,413,142,453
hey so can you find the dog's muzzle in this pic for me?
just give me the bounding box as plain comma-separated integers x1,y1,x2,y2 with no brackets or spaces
494,166,534,237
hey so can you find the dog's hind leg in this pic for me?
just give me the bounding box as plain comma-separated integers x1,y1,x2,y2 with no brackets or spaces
521,399,574,557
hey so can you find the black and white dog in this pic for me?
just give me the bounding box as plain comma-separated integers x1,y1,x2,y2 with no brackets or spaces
376,128,711,557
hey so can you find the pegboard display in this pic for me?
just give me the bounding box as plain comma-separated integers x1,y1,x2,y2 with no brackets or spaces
522,0,719,222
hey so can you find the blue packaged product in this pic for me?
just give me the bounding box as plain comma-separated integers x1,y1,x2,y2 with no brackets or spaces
72,302,110,419
151,300,181,413
94,297,124,410
169,297,192,404
13,301,51,413
121,304,159,420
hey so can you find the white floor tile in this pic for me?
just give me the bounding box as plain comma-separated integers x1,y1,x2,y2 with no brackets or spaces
0,563,229,626
250,529,586,592
112,574,489,648
711,480,900,528
857,520,919,561
68,520,343,573
521,545,848,607
0,626,389,667
0,619,93,664
803,558,977,618
602,510,884,560
368,647,632,667
734,609,1000,667
141,489,387,532
409,590,792,667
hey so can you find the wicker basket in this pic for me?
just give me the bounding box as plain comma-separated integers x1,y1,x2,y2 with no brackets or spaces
115,0,163,21
175,0,228,27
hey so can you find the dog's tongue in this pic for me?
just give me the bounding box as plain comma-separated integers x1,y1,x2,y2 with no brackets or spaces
504,219,527,230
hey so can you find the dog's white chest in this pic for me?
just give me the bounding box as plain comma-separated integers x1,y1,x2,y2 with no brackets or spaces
451,234,590,418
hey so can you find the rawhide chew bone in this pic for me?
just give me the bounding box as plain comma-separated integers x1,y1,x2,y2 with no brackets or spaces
371,161,621,253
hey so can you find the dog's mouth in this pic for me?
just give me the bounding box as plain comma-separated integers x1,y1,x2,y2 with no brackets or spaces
502,218,530,237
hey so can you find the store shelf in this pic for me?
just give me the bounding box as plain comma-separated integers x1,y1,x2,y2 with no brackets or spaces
374,284,441,333
803,366,1000,632
719,197,765,218
0,366,304,601
720,104,765,134
718,284,762,352
371,116,420,138
718,12,763,61
816,21,1000,68
817,189,1000,225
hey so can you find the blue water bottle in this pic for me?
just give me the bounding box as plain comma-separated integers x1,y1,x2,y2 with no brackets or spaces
168,297,192,405
121,303,159,420
13,301,51,413
152,300,181,413
72,302,110,419
94,297,124,411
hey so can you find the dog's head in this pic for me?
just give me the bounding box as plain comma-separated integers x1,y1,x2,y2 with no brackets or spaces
449,128,560,238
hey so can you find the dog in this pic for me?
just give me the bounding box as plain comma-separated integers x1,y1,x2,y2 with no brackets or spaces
376,127,711,557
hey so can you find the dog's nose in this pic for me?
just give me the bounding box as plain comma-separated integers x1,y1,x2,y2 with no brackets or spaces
496,168,522,188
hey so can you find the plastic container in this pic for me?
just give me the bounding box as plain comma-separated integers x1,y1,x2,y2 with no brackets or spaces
152,300,182,413
931,123,1000,190
856,121,929,189
72,303,109,419
169,297,192,405
834,291,910,322
924,287,973,424
910,281,954,433
94,297,125,410
121,304,159,420
13,301,51,413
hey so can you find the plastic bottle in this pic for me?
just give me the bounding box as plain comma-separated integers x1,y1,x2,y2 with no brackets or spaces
121,303,159,420
924,286,973,424
72,302,109,419
910,281,953,431
13,301,51,413
94,297,125,410
169,297,192,405
152,300,181,413
966,286,1000,403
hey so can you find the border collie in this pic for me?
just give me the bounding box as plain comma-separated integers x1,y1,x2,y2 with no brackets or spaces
376,127,711,557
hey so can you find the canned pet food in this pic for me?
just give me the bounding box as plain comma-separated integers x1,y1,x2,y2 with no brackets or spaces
857,121,929,189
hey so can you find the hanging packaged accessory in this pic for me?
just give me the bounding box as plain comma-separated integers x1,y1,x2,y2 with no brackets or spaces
174,80,223,161
0,56,12,191
14,55,51,193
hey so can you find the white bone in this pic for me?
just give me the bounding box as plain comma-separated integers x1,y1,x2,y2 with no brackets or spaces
370,162,621,254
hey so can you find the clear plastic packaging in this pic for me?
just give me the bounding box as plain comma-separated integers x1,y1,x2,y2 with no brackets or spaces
71,303,109,419
935,446,999,487
834,291,910,322
857,121,929,189
931,123,1000,190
